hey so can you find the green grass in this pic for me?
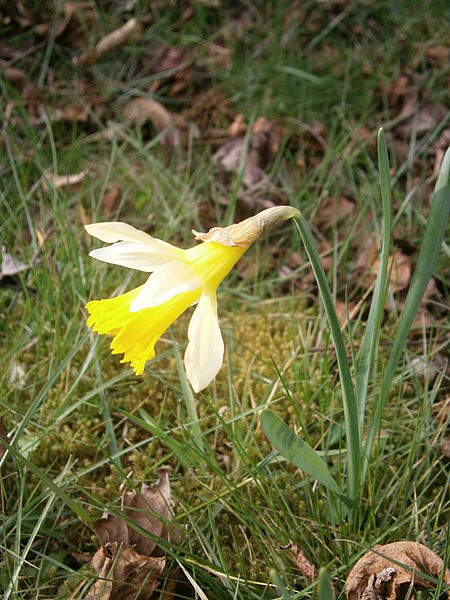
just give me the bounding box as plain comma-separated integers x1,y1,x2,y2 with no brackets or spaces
0,1,449,598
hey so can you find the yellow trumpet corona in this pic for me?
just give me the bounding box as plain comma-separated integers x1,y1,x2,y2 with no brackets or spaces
85,205,299,392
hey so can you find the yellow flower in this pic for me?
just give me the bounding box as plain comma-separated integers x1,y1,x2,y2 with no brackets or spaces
85,206,299,392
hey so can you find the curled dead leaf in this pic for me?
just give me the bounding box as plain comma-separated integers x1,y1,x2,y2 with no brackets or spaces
315,196,355,232
102,184,122,216
1,245,30,282
74,18,142,66
229,113,247,137
144,45,194,97
440,437,450,460
394,100,448,140
212,137,267,188
288,543,317,583
87,542,165,600
0,60,26,85
86,470,179,599
36,2,97,50
42,170,86,191
122,98,181,147
251,116,284,165
364,248,413,294
346,541,450,600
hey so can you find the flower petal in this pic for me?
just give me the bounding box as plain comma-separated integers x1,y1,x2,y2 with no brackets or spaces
89,241,181,272
86,222,182,256
184,287,223,393
130,262,201,311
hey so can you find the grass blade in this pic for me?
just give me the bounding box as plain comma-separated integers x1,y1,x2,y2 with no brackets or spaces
294,217,360,503
364,181,450,460
260,409,352,506
172,343,206,456
318,568,335,600
356,128,392,431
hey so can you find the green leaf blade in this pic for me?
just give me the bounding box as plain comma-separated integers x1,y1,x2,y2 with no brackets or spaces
260,409,345,500
294,215,360,503
356,128,392,430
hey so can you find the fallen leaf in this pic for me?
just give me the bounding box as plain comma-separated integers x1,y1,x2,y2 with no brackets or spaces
212,137,267,188
122,98,181,147
74,18,142,66
425,45,450,67
251,116,284,165
144,45,193,97
46,104,90,124
0,245,30,282
36,2,97,50
102,184,122,216
440,437,450,460
86,470,179,599
9,360,26,389
336,299,358,328
345,541,450,600
367,249,413,294
229,113,247,137
42,170,86,191
0,60,26,85
384,73,411,109
394,100,448,140
315,196,355,231
87,543,165,600
289,543,317,583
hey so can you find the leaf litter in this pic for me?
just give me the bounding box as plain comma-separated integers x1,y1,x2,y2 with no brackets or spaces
83,470,179,599
346,541,450,600
0,244,30,282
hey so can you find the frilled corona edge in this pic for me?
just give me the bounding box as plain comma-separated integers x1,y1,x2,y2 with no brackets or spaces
192,205,300,247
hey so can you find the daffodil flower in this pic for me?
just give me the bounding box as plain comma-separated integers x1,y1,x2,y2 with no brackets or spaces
85,206,299,392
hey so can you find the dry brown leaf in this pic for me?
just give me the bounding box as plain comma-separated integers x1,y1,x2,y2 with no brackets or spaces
102,184,122,216
385,73,411,109
143,45,194,97
0,245,30,282
346,541,450,600
315,196,355,231
336,299,358,328
87,543,165,600
290,543,317,582
74,18,142,66
86,471,179,599
425,45,450,67
47,104,90,124
367,250,413,294
122,98,181,147
212,137,267,188
9,360,26,389
229,113,247,137
0,61,26,85
251,116,284,165
440,437,450,460
36,2,97,50
394,100,448,140
42,170,86,191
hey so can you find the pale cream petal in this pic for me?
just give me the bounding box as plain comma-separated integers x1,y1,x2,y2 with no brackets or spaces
184,287,223,393
129,263,201,310
85,222,181,257
89,241,181,272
